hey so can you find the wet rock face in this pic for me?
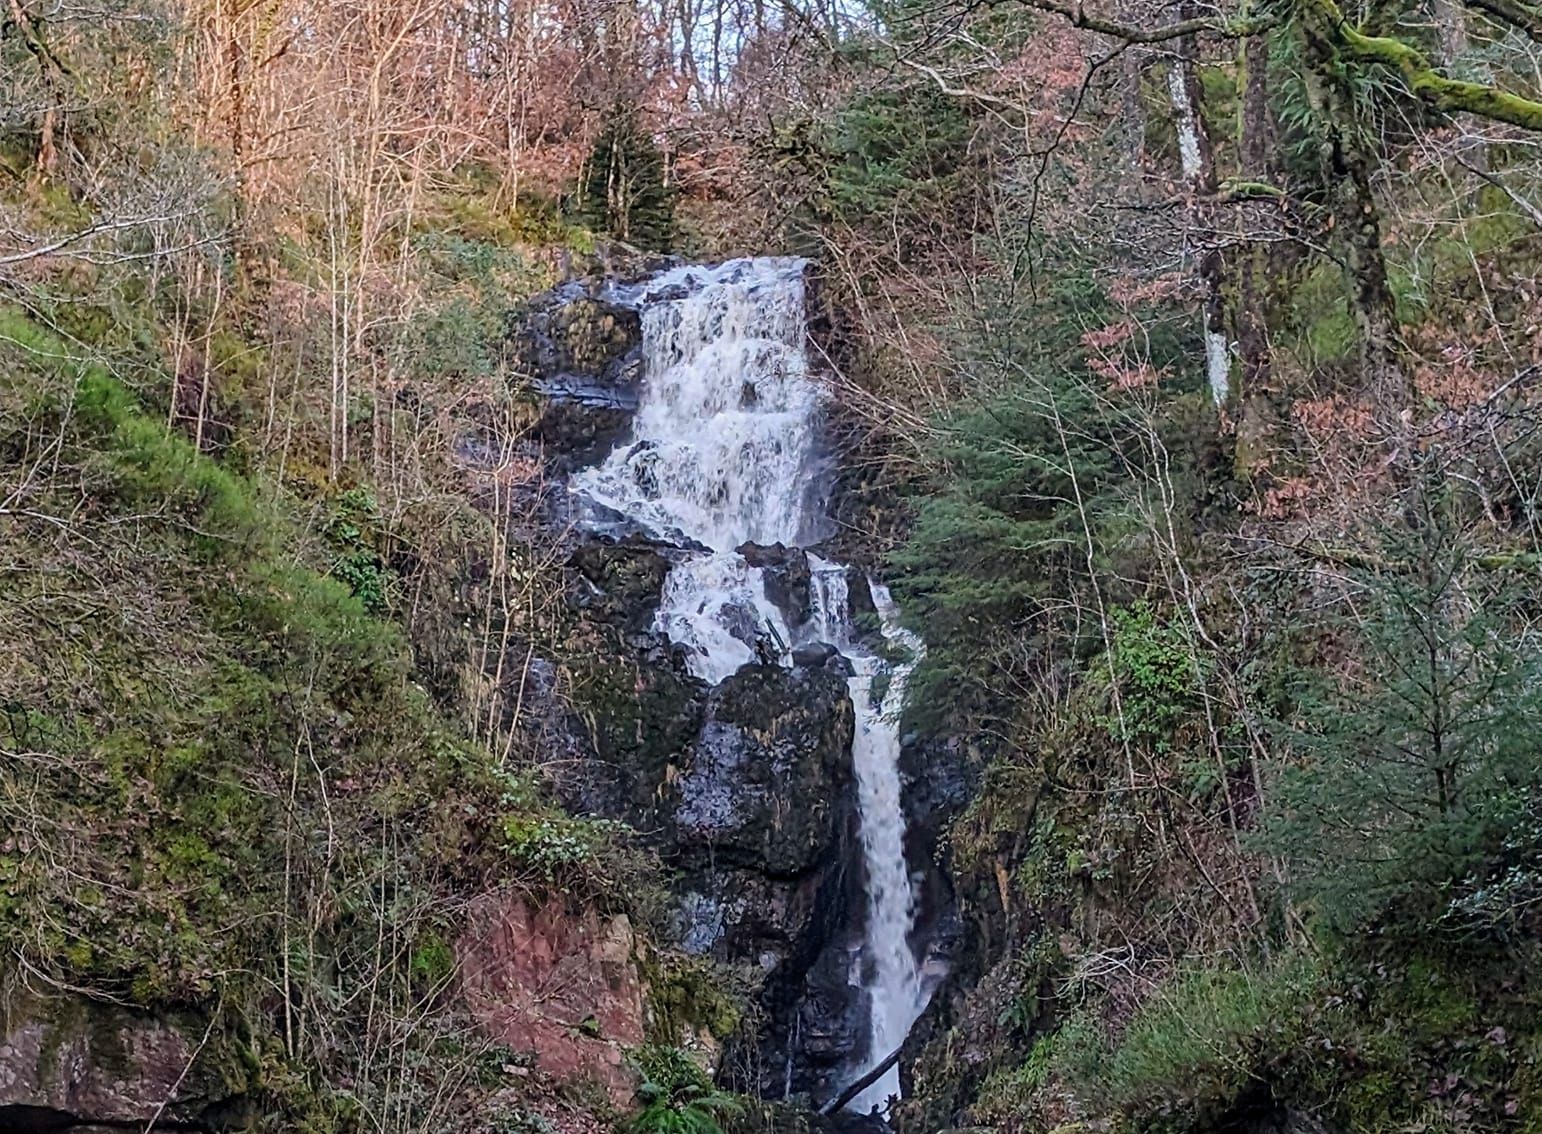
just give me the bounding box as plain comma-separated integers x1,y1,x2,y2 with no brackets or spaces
533,399,635,470
0,985,248,1130
671,664,853,876
663,665,866,1102
736,542,812,625
545,623,867,1103
517,283,644,470
889,727,988,1117
517,278,876,1109
795,937,868,1070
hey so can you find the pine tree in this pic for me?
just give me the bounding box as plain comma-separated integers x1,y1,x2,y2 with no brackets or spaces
1266,483,1542,938
581,106,674,251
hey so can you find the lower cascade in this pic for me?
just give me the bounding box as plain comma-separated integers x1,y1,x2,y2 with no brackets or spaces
811,560,930,1112
570,257,931,1109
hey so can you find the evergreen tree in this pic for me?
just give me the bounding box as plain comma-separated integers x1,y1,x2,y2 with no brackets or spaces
887,249,1199,722
581,105,674,251
1266,483,1542,938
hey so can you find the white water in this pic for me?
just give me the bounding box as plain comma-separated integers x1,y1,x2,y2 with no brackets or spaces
573,258,823,682
810,560,929,1113
569,257,927,1110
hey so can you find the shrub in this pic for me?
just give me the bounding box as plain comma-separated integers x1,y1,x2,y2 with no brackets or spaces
624,1046,743,1134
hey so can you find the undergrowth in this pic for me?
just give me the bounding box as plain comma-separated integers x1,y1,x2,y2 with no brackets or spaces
0,304,661,1129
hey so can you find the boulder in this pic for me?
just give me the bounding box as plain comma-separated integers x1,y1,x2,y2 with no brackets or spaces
791,642,839,668
568,536,671,634
0,984,249,1131
736,542,812,625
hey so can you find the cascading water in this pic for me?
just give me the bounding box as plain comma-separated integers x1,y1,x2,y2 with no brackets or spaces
570,257,929,1110
810,560,929,1113
573,258,822,683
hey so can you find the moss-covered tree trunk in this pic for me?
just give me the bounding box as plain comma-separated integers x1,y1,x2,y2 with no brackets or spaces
1298,19,1408,416
1234,32,1281,473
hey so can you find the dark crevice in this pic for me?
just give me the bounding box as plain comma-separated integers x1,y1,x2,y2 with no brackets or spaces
0,1105,212,1133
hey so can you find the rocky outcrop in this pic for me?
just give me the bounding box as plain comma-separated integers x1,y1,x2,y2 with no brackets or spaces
568,536,671,636
898,730,981,981
516,282,644,470
544,540,872,1101
663,665,867,1103
459,894,647,1108
514,273,899,1110
736,542,812,626
518,286,642,393
888,726,993,1124
0,982,250,1131
670,664,852,876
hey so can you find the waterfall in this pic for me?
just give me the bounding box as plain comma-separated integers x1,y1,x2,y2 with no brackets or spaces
570,257,927,1111
810,560,928,1113
573,257,822,683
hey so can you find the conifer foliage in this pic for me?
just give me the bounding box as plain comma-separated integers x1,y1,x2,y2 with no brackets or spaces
582,106,676,251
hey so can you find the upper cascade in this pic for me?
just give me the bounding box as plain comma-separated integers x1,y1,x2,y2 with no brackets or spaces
572,257,829,681
573,257,826,555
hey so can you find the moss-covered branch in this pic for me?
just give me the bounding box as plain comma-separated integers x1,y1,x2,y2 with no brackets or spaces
1217,178,1289,201
1011,0,1542,130
1010,0,1277,43
1305,0,1542,130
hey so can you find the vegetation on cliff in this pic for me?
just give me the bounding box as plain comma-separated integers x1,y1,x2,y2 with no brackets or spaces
6,0,1542,1129
0,3,731,1129
782,0,1542,1128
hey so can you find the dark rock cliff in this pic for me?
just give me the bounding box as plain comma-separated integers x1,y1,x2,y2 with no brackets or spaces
511,279,875,1106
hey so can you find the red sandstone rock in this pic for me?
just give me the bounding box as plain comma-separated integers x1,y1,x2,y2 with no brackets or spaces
459,893,647,1107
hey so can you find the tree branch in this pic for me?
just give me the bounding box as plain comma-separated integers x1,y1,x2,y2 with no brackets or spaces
1306,0,1542,130
819,1046,905,1115
1462,0,1542,40
1005,0,1542,130
1006,0,1277,43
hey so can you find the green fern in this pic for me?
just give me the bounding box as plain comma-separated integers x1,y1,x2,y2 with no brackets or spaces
623,1047,742,1134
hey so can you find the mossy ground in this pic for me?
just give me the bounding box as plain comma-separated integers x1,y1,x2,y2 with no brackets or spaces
0,170,740,1130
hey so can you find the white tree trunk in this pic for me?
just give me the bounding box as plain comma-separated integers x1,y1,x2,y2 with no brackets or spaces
1168,63,1231,405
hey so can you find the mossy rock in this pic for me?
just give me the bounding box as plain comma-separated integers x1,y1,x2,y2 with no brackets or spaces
0,980,253,1129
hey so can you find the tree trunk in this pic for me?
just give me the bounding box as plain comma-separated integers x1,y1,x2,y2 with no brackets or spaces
1234,33,1279,473
1121,49,1147,172
1167,28,1231,405
1299,21,1408,417
8,0,66,175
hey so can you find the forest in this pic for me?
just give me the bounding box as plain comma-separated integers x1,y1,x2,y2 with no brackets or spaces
2,0,1542,1130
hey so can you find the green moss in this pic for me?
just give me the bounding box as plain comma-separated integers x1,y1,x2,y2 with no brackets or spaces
1316,0,1542,130
644,954,744,1044
1278,260,1360,371
409,931,455,989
